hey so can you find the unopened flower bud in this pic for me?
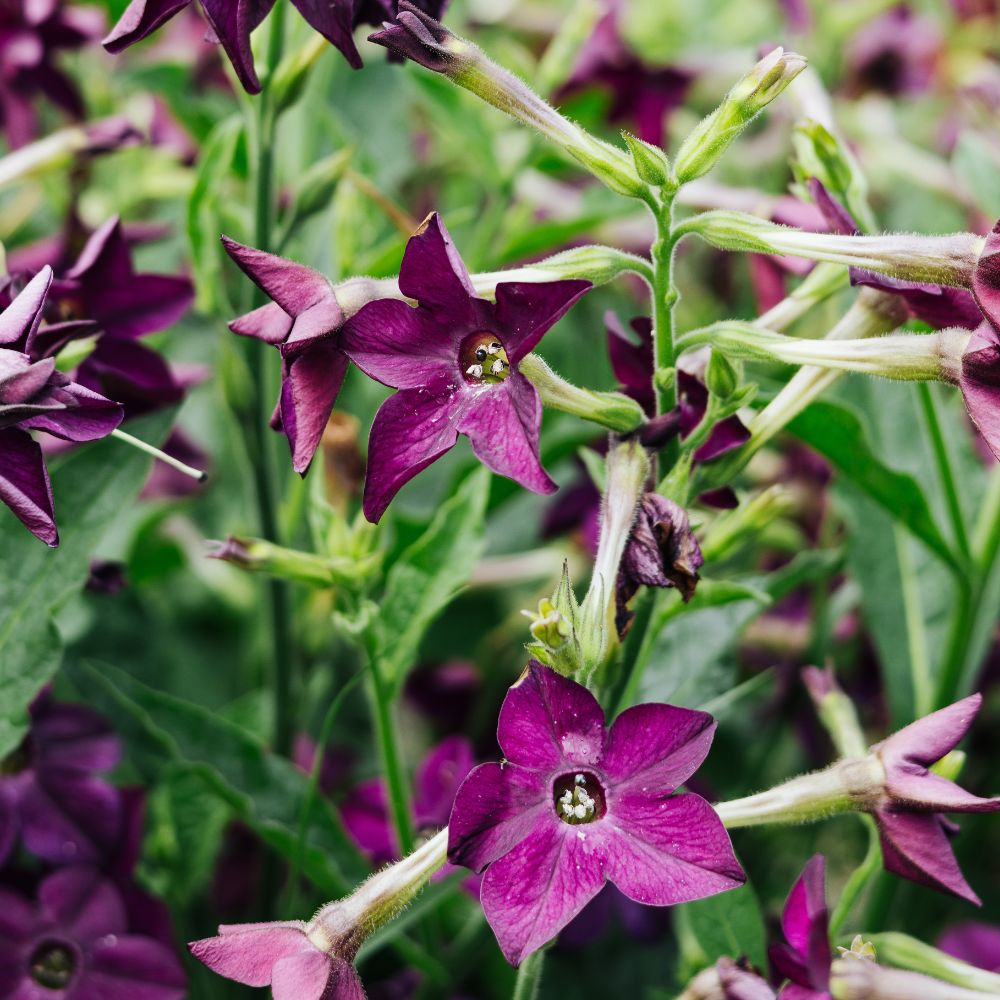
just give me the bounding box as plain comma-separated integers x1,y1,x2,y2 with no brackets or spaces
837,935,877,961
622,132,671,187
523,598,572,650
830,958,990,1000
674,48,807,182
705,350,739,399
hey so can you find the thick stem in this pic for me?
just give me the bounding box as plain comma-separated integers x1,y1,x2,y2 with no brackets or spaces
511,948,547,1000
369,661,415,857
652,194,678,415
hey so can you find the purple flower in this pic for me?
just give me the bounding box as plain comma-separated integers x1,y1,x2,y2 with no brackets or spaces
685,958,777,1000
555,0,692,146
191,920,365,999
869,694,1000,904
340,214,590,522
223,237,349,475
447,662,744,965
937,922,1000,972
0,268,123,545
0,866,186,999
769,855,832,1000
0,0,102,147
0,687,123,866
844,5,942,97
342,735,475,865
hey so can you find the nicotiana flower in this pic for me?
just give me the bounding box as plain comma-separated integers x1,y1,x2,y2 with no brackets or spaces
447,662,744,966
843,4,941,98
340,214,590,522
680,957,777,1000
555,0,692,146
0,686,123,866
937,921,1000,972
222,237,349,475
342,735,474,866
192,827,449,999
769,854,835,1000
0,0,103,148
0,866,186,999
868,693,999,904
0,267,123,545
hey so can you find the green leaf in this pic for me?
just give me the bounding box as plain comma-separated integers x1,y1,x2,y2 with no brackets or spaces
376,467,490,688
64,660,367,897
0,412,170,756
678,883,767,973
788,400,960,571
952,131,1000,220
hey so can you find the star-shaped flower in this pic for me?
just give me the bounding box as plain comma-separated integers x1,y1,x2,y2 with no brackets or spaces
447,662,744,966
340,214,591,522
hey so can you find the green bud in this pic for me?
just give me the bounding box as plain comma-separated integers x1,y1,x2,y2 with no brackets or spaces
271,34,327,114
523,598,572,650
653,366,675,394
622,132,671,187
837,936,877,962
281,149,353,236
674,47,807,183
865,932,1000,996
705,350,739,399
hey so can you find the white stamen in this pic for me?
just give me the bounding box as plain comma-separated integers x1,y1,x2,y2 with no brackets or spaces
574,774,586,785
487,342,502,355
466,364,484,378
490,359,505,376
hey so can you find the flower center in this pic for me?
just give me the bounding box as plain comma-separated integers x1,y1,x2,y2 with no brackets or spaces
29,941,76,990
1,735,31,776
553,772,606,825
460,333,510,385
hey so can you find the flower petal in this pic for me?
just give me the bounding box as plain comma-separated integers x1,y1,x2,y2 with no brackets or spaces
458,374,555,496
876,808,980,905
103,0,193,54
496,663,605,771
199,0,277,94
960,327,1000,460
0,266,52,347
39,867,127,941
287,0,361,68
781,854,827,958
0,427,57,545
413,735,476,829
340,299,455,388
604,793,744,905
480,822,608,966
230,302,294,345
492,279,591,365
362,383,461,523
973,219,1000,331
22,381,123,442
447,762,550,873
189,921,313,987
340,779,395,864
271,949,337,1000
600,703,715,793
87,934,187,999
398,214,477,317
30,690,121,772
606,312,654,413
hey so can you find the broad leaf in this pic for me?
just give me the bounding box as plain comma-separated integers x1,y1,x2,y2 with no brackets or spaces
678,882,767,971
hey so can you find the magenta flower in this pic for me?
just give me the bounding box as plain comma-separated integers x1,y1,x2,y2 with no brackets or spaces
342,735,474,865
191,920,365,1000
0,687,123,866
844,5,941,97
0,867,186,999
869,694,1000,904
769,855,832,1000
937,922,1000,972
0,267,123,545
555,0,692,146
447,663,743,966
340,214,590,522
0,0,102,147
222,237,349,474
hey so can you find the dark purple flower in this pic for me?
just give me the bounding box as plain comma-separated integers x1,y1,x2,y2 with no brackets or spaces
342,735,474,865
447,663,743,966
956,321,1000,462
340,214,590,522
85,559,128,594
540,458,602,556
809,180,983,330
223,237,349,475
403,659,480,734
293,733,355,796
869,694,1000,905
844,5,942,97
555,0,692,146
0,267,123,545
0,0,102,147
937,922,1000,972
0,866,186,999
0,687,122,866
769,854,832,1000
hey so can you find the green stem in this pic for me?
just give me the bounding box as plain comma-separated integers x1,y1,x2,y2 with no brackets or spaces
651,194,678,415
894,526,933,718
511,948,547,1000
829,818,881,937
917,383,971,562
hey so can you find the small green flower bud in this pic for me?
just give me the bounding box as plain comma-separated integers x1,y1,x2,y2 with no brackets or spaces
705,350,739,399
837,935,877,962
523,598,572,650
622,132,671,187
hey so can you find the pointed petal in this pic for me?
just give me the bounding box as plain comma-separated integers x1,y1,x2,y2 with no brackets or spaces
103,0,192,52
0,427,57,545
876,809,980,904
271,950,336,1000
496,662,605,771
361,384,461,523
65,217,132,283
606,311,654,412
39,867,126,941
221,238,335,319
88,273,194,340
22,382,123,441
0,266,52,347
973,219,1000,331
695,415,751,463
0,355,56,403
447,762,550,873
88,934,187,999
480,822,608,966
287,0,361,68
605,793,744,905
76,339,185,416
199,0,277,93
398,213,477,315
230,302,294,345
340,298,455,387
459,374,555,495
413,735,476,829
492,279,591,364
781,854,828,956
189,921,313,987
278,342,349,475
601,703,715,793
